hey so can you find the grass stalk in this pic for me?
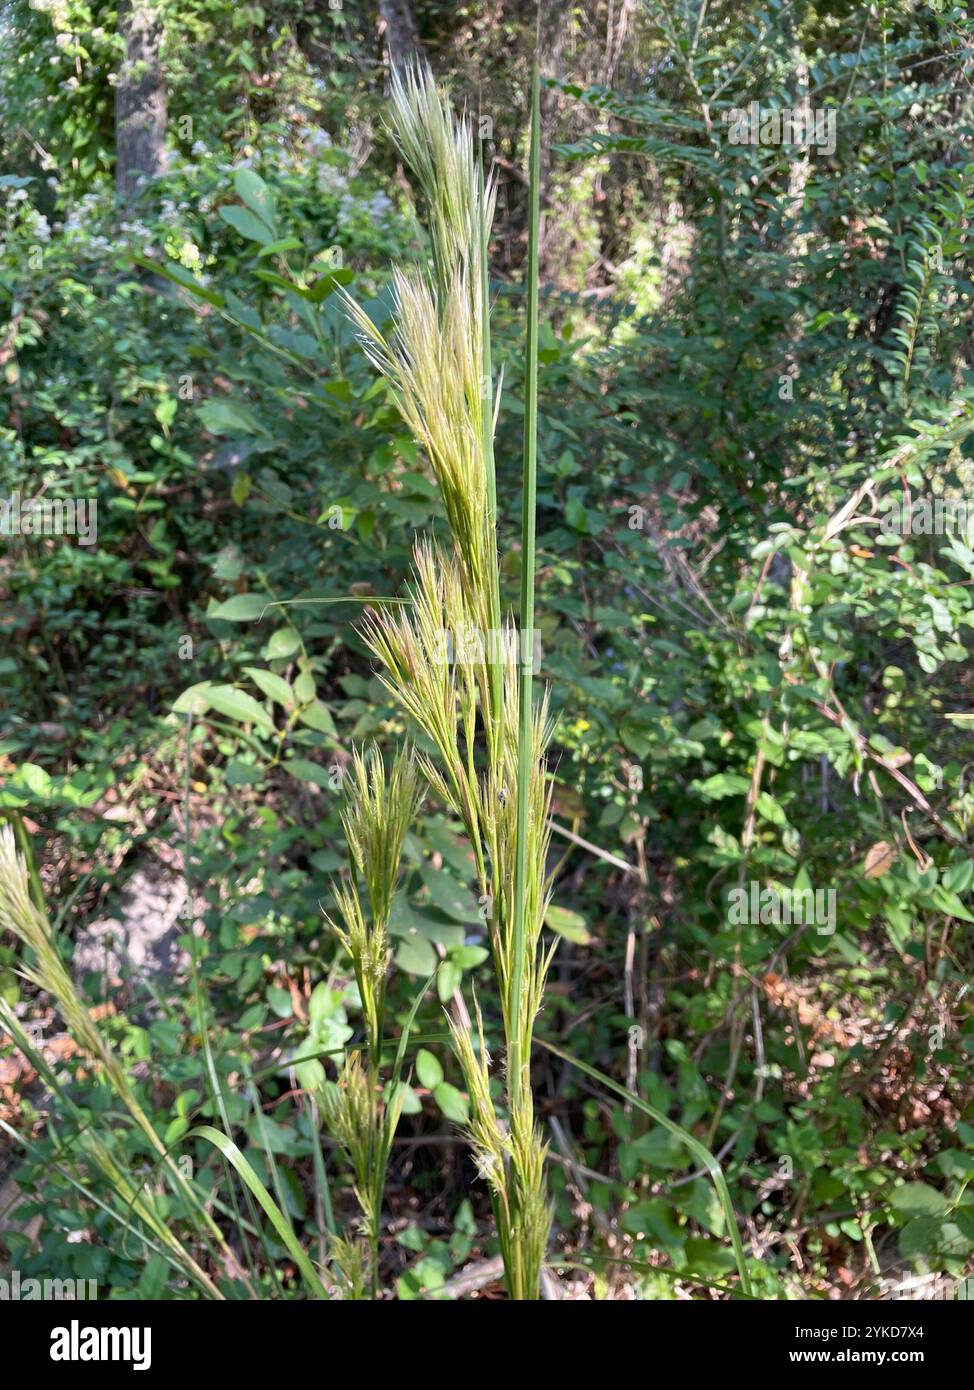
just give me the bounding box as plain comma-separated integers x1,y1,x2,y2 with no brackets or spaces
510,57,542,1134
344,62,553,1298
479,138,505,766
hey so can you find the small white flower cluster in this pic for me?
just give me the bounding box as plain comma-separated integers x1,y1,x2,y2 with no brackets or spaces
338,190,393,227
119,219,153,241
303,127,333,153
220,155,255,173
78,232,112,253
158,197,191,227
317,164,348,196
61,194,144,256
301,129,394,229
63,193,104,233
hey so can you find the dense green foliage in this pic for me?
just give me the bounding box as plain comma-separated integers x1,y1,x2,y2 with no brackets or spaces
1,0,974,1300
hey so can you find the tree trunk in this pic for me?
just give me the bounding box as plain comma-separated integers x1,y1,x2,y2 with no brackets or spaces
537,0,570,276
115,0,167,202
379,0,425,76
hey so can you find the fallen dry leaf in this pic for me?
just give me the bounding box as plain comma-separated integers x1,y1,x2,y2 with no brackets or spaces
863,841,897,878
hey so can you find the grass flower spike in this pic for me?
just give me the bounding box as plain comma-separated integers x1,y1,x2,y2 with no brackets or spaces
344,61,553,1298
321,744,422,1296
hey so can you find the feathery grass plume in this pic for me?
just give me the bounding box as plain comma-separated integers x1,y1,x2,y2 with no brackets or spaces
482,652,556,1053
342,65,500,641
344,62,554,1298
325,877,384,1063
446,1002,508,1201
321,744,420,1296
446,997,550,1301
320,1050,377,1210
0,826,227,1298
360,541,489,870
0,826,122,1081
345,62,505,751
345,269,493,612
387,63,496,299
342,744,424,934
319,1051,405,1299
326,744,424,1069
329,1232,371,1301
506,1121,551,1302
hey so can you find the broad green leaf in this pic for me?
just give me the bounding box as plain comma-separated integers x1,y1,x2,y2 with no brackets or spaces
309,983,341,1025
256,237,302,258
172,681,214,716
931,887,974,923
899,1216,973,1259
234,167,276,229
395,934,437,976
890,1183,949,1217
397,1084,422,1116
693,773,752,800
297,700,335,734
283,758,331,787
243,666,294,707
10,762,52,799
621,1197,685,1247
266,986,292,1018
294,668,316,704
421,871,480,922
136,1253,170,1300
433,1082,468,1124
545,902,591,944
208,594,267,621
437,960,461,1001
218,204,275,245
129,255,225,306
684,1237,737,1275
448,945,488,970
945,860,974,895
265,627,302,659
755,792,788,827
416,1049,444,1089
204,684,275,733
198,398,264,436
